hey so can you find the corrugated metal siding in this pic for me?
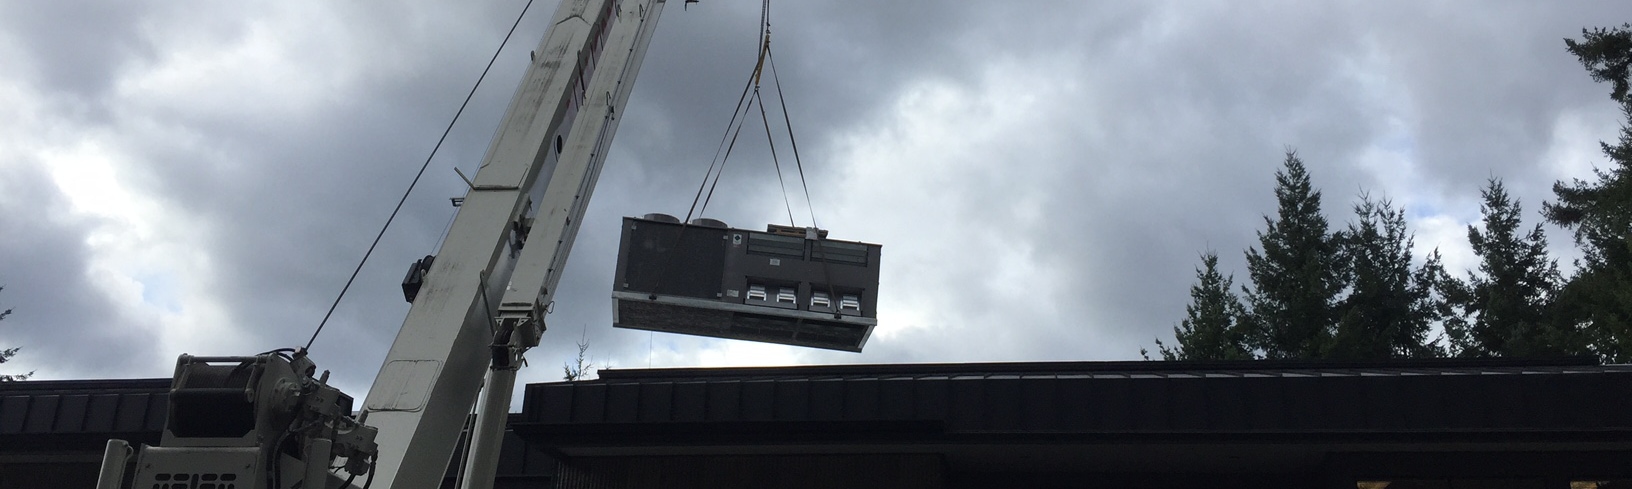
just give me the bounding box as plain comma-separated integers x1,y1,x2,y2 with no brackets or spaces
0,379,170,443
590,357,1608,381
556,455,943,489
519,361,1632,438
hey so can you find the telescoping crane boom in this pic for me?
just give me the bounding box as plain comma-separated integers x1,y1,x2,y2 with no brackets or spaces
367,0,665,487
96,1,670,488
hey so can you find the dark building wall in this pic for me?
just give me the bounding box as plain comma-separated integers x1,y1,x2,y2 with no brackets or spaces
10,359,1632,489
1324,451,1632,489
0,460,106,489
525,363,1632,436
948,471,1320,489
550,450,1632,489
556,454,942,489
0,379,170,489
521,359,1632,489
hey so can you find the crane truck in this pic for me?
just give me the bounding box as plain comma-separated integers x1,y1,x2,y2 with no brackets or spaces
96,1,669,488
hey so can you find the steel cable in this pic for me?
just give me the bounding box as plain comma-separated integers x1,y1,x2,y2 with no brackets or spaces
305,0,538,352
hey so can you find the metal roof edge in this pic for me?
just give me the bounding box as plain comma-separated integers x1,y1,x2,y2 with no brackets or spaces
589,356,1605,381
0,378,171,393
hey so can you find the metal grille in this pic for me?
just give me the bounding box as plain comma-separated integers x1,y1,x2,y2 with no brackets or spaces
149,472,241,489
746,232,805,258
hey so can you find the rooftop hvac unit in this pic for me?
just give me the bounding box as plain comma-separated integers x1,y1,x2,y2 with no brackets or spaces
612,214,881,352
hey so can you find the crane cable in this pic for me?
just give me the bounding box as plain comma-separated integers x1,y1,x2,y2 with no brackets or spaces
764,45,845,319
757,0,844,318
757,90,797,226
767,48,820,231
687,0,843,319
688,0,817,227
685,12,767,222
658,0,842,321
683,77,755,223
747,0,799,226
304,0,538,352
652,2,774,300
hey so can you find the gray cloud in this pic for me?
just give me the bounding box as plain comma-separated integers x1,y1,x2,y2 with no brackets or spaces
0,1,151,102
0,162,164,378
2,0,1630,395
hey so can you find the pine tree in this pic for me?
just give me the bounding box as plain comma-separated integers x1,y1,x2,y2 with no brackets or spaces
1449,179,1567,357
1242,152,1345,359
1547,25,1632,361
0,286,27,382
562,336,596,381
1330,197,1446,359
1159,252,1253,361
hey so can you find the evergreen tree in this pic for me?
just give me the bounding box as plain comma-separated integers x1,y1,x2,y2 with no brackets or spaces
1330,197,1447,359
562,338,592,381
1242,152,1345,359
1158,252,1253,361
1448,179,1567,357
562,330,598,381
0,286,27,382
1547,25,1632,361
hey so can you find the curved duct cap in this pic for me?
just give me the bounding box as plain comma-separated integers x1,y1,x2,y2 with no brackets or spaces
641,213,680,223
688,218,728,228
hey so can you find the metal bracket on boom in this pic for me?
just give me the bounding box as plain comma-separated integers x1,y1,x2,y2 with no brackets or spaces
402,255,436,303
508,217,533,254
491,308,545,370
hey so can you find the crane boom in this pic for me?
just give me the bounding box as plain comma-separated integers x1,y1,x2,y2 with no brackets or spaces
364,1,667,488
92,2,672,489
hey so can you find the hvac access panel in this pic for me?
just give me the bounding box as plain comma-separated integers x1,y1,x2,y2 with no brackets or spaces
612,214,881,352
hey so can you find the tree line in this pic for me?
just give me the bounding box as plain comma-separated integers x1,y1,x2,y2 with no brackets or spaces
1152,24,1632,362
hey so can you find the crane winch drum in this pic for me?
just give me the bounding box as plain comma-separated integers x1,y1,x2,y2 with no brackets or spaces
612,214,881,352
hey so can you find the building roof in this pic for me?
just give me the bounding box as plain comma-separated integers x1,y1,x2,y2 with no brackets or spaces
596,355,1613,380
513,358,1632,478
0,378,171,452
517,357,1632,449
8,358,1631,481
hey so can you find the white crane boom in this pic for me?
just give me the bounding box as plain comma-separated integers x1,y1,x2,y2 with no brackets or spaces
366,1,666,488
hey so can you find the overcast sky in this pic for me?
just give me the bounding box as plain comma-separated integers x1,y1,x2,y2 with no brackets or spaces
3,1,1631,400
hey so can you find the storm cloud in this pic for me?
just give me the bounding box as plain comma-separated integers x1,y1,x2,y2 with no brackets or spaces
2,1,1629,400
